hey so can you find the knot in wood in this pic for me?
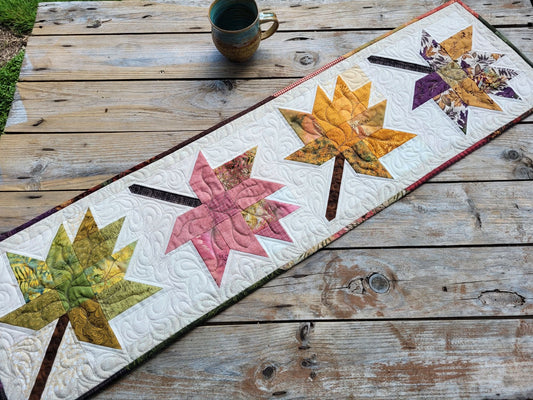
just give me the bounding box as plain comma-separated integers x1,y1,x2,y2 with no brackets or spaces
294,51,317,66
86,19,102,28
301,354,318,368
298,321,314,349
478,289,525,308
299,321,313,341
262,365,276,380
503,149,522,161
514,165,533,179
347,278,365,294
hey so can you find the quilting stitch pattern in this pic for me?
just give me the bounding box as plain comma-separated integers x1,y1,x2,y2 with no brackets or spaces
165,148,298,286
0,2,531,399
280,75,416,220
0,210,160,398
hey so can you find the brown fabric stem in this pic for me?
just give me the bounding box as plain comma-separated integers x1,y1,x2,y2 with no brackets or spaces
129,184,202,208
326,154,345,221
29,314,69,400
368,55,434,73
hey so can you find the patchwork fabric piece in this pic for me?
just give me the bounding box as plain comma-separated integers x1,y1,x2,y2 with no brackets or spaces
0,1,531,399
1,210,160,399
280,76,416,220
131,148,298,286
369,25,521,132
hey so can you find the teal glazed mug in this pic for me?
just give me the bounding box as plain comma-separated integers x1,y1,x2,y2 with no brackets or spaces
209,0,279,62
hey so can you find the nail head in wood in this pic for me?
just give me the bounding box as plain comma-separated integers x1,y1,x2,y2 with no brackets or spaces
368,273,390,294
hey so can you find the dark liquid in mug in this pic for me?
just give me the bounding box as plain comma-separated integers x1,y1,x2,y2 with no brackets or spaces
215,4,256,30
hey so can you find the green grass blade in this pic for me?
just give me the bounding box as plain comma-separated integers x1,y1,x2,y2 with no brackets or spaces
0,49,24,134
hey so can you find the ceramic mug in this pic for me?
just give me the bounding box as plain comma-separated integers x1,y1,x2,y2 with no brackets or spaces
209,0,278,62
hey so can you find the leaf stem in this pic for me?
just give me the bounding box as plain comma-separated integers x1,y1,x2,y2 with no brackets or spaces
29,313,69,400
325,153,345,221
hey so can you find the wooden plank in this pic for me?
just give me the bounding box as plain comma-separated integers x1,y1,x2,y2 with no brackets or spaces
5,79,533,133
333,180,533,248
0,190,83,233
211,247,532,322
4,79,294,133
427,123,533,182
32,0,533,35
0,181,531,244
92,319,533,399
0,123,531,191
1,191,530,319
0,131,198,190
19,28,532,81
19,31,378,81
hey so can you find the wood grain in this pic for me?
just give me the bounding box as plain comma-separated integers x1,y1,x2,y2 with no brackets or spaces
93,319,533,399
18,28,533,81
0,131,198,190
0,123,531,191
0,190,83,233
333,180,533,247
20,31,380,81
5,78,532,133
4,79,293,133
212,246,533,321
32,0,533,35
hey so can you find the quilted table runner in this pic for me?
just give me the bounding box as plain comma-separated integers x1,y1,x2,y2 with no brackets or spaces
1,1,532,399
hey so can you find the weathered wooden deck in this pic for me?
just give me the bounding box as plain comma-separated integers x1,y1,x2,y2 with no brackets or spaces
1,0,532,398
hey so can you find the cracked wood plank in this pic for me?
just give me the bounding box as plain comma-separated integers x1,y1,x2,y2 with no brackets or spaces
91,319,533,399
210,246,533,322
32,0,533,35
17,28,532,81
332,180,533,247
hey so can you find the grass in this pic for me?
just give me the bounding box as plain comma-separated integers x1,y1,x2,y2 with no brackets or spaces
0,0,119,37
0,0,95,36
0,49,23,133
0,0,42,134
0,0,43,36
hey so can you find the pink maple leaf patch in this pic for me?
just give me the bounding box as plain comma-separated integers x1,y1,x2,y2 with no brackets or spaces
166,148,298,286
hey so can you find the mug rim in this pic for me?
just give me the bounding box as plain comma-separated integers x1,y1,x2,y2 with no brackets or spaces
208,0,260,34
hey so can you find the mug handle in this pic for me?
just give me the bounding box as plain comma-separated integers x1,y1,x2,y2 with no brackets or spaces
259,11,279,40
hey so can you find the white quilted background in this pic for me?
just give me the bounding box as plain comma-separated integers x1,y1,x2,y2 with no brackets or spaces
0,3,532,398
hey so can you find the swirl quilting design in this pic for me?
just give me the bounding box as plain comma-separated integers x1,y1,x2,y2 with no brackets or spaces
0,2,532,399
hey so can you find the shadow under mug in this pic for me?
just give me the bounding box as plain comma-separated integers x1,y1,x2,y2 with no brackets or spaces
209,0,278,62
